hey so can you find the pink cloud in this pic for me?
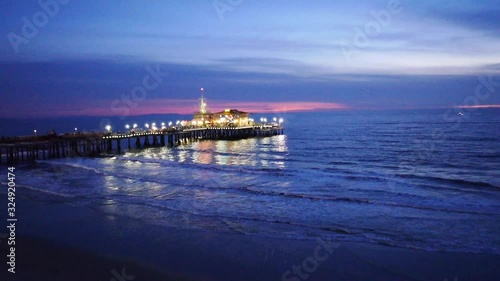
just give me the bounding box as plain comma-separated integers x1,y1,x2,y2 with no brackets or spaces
455,104,500,109
209,100,348,113
0,99,348,118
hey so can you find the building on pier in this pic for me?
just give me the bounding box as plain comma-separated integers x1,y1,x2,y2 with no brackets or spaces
213,109,250,127
192,88,252,127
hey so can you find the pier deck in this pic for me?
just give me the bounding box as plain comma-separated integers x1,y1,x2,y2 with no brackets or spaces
0,126,284,165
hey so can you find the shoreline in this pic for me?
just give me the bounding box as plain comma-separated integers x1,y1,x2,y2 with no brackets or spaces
2,193,499,280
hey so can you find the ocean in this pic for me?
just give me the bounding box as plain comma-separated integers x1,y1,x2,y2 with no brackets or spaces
5,109,500,255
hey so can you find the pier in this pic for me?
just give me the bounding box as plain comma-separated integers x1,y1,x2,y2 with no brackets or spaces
0,126,284,165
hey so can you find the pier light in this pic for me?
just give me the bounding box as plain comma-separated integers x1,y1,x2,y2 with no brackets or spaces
152,122,156,127
279,118,284,124
260,118,264,122
168,122,173,127
125,124,130,130
133,123,138,129
75,127,78,132
105,125,111,132
161,122,165,126
176,120,180,125
34,129,37,135
145,123,150,129
273,117,277,122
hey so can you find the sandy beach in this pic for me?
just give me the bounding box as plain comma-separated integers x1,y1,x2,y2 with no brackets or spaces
1,193,499,281
1,236,180,281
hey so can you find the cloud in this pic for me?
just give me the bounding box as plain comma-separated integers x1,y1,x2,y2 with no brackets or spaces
429,8,500,35
1,59,500,119
207,100,348,113
456,104,500,109
210,57,327,76
0,98,347,118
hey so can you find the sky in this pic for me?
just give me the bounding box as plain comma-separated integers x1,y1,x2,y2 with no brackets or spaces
0,0,499,118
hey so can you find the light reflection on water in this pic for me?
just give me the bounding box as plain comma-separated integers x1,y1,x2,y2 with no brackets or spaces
129,135,288,169
192,141,215,164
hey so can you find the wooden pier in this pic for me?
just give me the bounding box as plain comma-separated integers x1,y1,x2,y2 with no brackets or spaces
0,126,284,165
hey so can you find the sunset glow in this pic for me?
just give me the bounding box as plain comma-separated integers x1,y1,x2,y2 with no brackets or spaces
456,104,500,109
0,100,348,118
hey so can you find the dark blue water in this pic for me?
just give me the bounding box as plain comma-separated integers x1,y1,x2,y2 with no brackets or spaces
6,109,500,255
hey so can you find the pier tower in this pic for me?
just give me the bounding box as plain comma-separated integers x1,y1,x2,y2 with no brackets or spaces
193,87,213,126
200,87,207,114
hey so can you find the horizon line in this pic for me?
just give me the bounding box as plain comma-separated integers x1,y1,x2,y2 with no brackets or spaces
1,104,500,120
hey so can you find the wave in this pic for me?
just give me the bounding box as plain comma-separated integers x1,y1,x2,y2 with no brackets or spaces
247,187,500,215
98,196,370,237
118,155,293,176
328,160,359,166
344,175,390,182
20,160,500,218
37,160,105,175
20,163,500,216
242,187,372,203
377,200,500,216
36,156,293,180
397,173,499,190
17,184,76,199
476,154,500,159
95,175,500,216
90,196,500,255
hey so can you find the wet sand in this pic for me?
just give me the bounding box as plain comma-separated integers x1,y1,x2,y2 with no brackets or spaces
1,193,499,281
0,236,183,281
